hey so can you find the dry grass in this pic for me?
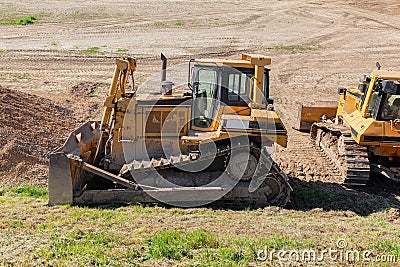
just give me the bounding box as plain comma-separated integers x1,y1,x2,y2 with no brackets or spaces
0,187,400,266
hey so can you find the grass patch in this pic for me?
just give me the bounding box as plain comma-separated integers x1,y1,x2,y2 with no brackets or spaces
147,21,185,28
78,46,100,55
87,92,100,97
152,21,165,27
0,185,48,199
1,14,40,25
266,45,322,53
373,238,400,259
147,229,218,260
116,48,128,53
146,229,311,265
0,49,8,54
16,15,37,25
37,230,126,265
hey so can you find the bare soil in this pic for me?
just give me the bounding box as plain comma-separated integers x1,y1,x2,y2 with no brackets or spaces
0,86,75,185
1,0,400,214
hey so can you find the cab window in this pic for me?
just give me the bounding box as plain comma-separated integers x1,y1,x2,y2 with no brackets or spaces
367,91,379,114
193,68,218,128
381,94,400,120
228,73,249,102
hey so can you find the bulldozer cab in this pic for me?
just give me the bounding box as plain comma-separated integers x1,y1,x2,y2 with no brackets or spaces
361,77,400,121
189,59,270,131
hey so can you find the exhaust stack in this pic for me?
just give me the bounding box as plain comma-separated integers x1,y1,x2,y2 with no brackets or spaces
161,53,173,95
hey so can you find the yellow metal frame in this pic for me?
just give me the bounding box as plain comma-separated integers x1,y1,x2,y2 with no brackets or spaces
339,70,400,151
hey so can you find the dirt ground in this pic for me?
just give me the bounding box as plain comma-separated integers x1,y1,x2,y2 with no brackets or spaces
1,0,400,213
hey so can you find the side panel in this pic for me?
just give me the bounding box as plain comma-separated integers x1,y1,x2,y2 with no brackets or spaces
342,90,362,116
110,103,191,165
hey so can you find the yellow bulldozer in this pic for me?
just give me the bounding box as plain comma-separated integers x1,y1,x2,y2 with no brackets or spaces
297,66,400,185
49,53,292,207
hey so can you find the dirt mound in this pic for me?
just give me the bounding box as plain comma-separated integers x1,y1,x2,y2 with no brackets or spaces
0,86,77,186
70,82,108,97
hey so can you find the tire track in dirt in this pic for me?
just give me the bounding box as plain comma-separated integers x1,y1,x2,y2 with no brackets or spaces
277,1,400,49
276,128,342,184
0,50,250,81
0,4,293,40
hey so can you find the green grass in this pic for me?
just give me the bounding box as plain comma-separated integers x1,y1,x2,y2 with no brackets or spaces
37,230,124,264
147,229,218,260
87,92,100,97
0,185,48,199
16,15,37,25
373,239,400,262
146,230,312,265
266,45,322,54
37,226,298,266
0,49,8,54
78,46,101,55
0,15,39,25
152,21,165,27
1,187,400,266
146,20,186,28
116,48,128,53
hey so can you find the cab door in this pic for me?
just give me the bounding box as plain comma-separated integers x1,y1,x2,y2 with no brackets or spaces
191,66,221,131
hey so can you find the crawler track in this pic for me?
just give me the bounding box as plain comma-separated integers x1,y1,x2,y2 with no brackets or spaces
118,145,291,207
311,122,370,185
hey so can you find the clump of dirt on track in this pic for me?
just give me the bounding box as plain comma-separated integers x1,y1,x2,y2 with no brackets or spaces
0,86,77,186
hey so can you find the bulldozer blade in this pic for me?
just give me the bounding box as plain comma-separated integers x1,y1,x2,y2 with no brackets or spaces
48,152,75,205
48,121,100,205
295,101,338,131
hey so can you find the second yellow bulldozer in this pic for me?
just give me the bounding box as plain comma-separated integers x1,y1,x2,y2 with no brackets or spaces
49,53,291,207
297,66,400,185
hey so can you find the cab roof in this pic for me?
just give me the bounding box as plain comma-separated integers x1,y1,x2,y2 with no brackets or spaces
371,70,400,80
193,54,271,69
193,59,256,69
